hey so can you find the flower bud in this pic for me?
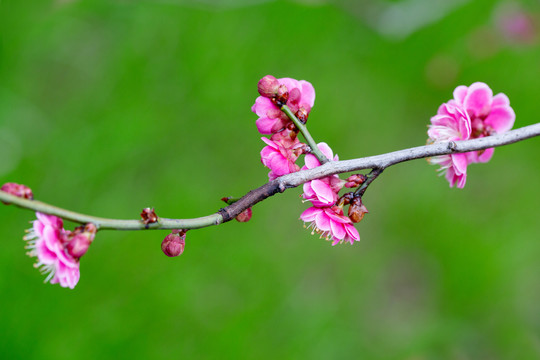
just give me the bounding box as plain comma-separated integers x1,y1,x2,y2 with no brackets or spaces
296,107,309,123
274,85,289,106
348,197,368,223
141,207,158,225
66,222,97,258
161,230,186,257
236,207,252,222
1,182,33,204
344,174,367,188
66,234,92,258
257,75,280,98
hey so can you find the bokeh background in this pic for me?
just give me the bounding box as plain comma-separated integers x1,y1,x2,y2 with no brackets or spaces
1,0,540,358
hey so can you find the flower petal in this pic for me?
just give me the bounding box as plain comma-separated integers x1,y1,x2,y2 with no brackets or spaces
300,207,320,222
484,106,515,133
463,82,493,118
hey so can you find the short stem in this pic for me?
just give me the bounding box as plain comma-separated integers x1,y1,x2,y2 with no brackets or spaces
281,104,329,164
354,168,384,197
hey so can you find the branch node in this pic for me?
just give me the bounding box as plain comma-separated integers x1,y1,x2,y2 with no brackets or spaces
447,141,457,151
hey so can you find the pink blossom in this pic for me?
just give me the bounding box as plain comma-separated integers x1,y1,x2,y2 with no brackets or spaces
450,82,515,163
252,77,316,134
302,143,343,205
428,104,472,188
260,131,304,180
24,213,80,289
300,206,360,245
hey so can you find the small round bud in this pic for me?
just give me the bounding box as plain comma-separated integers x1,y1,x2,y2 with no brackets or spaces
1,182,33,204
257,75,280,98
141,208,158,225
66,234,92,258
348,197,369,223
274,85,289,106
161,231,186,257
344,174,367,188
296,107,309,123
236,207,252,222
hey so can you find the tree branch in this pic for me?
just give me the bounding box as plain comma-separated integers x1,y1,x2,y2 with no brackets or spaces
2,123,539,231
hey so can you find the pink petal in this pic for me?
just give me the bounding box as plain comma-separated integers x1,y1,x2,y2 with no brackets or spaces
317,143,334,161
492,93,510,107
451,153,468,176
330,221,346,240
278,78,300,93
477,148,495,163
345,224,360,242
261,137,279,149
256,117,278,134
33,220,45,237
456,173,467,189
324,208,350,224
453,85,468,105
315,211,331,232
304,154,321,169
310,180,336,205
484,106,515,133
36,239,57,265
300,207,321,222
463,82,493,118
42,226,62,254
251,96,276,117
302,182,315,198
299,80,316,108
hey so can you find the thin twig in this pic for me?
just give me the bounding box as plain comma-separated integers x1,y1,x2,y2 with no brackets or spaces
1,123,539,231
281,104,329,164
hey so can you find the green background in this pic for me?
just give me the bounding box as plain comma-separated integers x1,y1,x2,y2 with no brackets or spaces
1,0,540,358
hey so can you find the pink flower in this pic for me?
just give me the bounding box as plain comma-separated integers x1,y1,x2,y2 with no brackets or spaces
252,77,316,134
24,213,80,289
428,104,472,188
300,206,360,245
450,82,515,163
260,132,304,180
302,143,343,205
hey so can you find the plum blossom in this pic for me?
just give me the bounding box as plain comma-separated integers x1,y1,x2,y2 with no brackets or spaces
302,142,343,206
300,206,360,245
24,213,80,289
428,82,515,188
252,76,316,134
428,103,472,188
260,130,304,180
450,82,515,163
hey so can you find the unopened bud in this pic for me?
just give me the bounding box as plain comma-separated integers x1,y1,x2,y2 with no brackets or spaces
141,208,158,225
161,230,186,257
344,174,367,188
296,107,309,123
274,85,289,106
1,182,33,204
257,75,280,98
236,207,252,222
66,234,92,258
66,222,96,258
348,197,368,223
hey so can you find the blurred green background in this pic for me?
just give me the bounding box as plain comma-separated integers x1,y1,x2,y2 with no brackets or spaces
1,0,540,358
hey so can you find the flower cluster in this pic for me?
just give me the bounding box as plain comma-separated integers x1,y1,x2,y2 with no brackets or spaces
299,143,362,245
252,76,367,245
428,82,515,188
252,75,315,180
24,212,96,289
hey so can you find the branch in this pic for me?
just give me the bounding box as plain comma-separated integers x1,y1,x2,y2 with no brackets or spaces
2,123,539,231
